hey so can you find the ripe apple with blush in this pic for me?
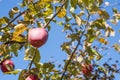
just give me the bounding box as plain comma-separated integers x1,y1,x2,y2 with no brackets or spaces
28,28,48,48
25,74,40,80
82,64,93,76
0,59,14,73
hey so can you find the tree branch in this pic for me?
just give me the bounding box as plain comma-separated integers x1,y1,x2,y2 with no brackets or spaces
0,10,27,30
60,10,90,80
28,48,37,70
43,0,67,28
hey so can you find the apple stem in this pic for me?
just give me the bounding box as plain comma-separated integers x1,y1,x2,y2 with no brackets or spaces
28,48,37,70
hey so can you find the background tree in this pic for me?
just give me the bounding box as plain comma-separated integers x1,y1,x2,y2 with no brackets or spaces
0,0,120,80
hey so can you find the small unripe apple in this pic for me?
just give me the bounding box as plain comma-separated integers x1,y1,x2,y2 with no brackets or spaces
82,64,93,75
0,59,14,73
26,74,39,80
28,28,48,48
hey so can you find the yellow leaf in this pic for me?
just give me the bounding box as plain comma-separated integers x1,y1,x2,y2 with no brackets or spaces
12,24,27,42
13,23,27,36
75,15,81,26
41,0,52,3
57,7,66,18
98,38,108,44
99,38,105,43
12,35,25,42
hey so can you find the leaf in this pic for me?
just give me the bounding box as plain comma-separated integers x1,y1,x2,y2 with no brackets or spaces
56,6,66,18
5,69,22,75
9,43,21,56
9,10,15,18
70,0,78,9
61,42,71,55
113,8,118,13
75,15,81,26
24,47,34,60
41,0,52,3
12,24,27,42
105,27,115,37
77,56,83,62
113,44,120,52
43,7,53,17
12,7,20,14
12,35,26,42
42,63,55,73
24,47,40,63
87,47,102,60
98,10,110,19
33,49,41,63
98,66,106,72
13,23,27,36
91,49,102,60
18,70,27,80
98,38,108,44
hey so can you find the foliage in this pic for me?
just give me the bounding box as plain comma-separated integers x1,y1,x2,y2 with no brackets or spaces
0,0,120,79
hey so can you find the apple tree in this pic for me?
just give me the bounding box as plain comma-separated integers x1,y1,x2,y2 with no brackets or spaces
0,0,120,80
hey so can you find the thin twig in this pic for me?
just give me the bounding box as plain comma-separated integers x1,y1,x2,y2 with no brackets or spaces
43,0,67,28
28,48,37,70
0,10,27,30
60,10,90,80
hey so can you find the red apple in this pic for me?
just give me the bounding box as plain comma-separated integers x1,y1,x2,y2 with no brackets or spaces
0,59,14,73
26,74,39,80
28,28,48,48
82,64,93,75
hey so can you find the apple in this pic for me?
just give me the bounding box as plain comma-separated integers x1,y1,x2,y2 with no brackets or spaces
82,64,93,75
0,59,14,73
28,28,48,48
26,74,39,80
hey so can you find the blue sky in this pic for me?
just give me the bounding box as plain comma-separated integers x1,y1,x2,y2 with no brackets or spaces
0,0,120,80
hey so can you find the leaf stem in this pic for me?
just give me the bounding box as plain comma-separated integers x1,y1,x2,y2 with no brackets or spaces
28,48,37,70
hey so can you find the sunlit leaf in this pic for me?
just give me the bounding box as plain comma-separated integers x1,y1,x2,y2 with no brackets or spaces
12,35,25,42
5,69,22,75
75,15,81,26
41,0,52,3
12,24,27,42
98,66,106,72
98,10,109,19
57,6,66,18
91,18,106,29
12,7,20,14
24,47,34,60
43,7,53,17
61,42,71,55
98,38,108,44
77,56,83,62
113,44,120,52
42,63,55,74
13,23,27,36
